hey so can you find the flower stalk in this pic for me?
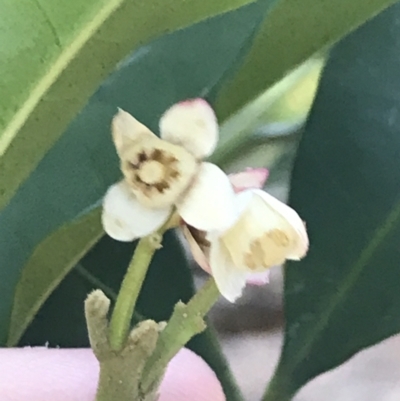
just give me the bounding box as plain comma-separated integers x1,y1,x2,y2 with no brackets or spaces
108,232,162,351
107,206,180,351
141,277,221,393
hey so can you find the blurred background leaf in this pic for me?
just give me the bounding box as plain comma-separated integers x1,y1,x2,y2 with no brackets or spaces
264,2,400,400
0,0,258,212
7,209,103,347
211,57,324,170
214,0,397,120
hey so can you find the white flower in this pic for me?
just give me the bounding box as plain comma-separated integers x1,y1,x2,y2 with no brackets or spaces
118,135,199,209
103,99,237,239
207,189,308,302
182,167,308,302
112,100,222,210
102,100,309,304
112,108,200,209
182,168,271,284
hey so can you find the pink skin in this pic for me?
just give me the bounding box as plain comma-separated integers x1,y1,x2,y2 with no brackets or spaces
0,347,225,401
183,168,272,286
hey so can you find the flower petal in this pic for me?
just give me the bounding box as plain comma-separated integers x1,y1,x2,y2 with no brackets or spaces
229,168,269,193
112,108,155,157
159,99,218,159
217,189,308,272
182,223,269,286
177,163,237,232
102,181,171,241
209,236,247,302
252,189,309,259
245,271,270,286
181,225,212,274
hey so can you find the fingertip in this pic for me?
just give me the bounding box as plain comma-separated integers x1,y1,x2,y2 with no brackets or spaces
0,348,98,401
159,348,226,401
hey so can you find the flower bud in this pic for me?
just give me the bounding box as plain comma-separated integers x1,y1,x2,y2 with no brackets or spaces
159,99,218,159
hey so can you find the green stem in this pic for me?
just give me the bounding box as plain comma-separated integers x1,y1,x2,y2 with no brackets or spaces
141,277,220,392
108,233,161,351
262,370,295,401
108,209,179,351
186,276,220,315
76,264,146,322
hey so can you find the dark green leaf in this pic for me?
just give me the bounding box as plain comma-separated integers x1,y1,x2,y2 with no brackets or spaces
264,3,400,400
0,1,272,345
7,209,102,346
215,0,397,120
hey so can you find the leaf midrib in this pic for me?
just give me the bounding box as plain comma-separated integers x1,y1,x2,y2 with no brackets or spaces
0,0,124,155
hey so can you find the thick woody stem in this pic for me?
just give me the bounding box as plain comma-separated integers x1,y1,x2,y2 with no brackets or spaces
85,290,163,401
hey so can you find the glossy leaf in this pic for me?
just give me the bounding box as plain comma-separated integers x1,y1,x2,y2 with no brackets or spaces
7,209,102,346
0,0,258,212
215,0,397,120
0,2,273,346
264,3,400,400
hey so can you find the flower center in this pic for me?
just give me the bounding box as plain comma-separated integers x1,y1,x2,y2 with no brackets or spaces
138,160,166,185
123,147,181,195
119,137,199,209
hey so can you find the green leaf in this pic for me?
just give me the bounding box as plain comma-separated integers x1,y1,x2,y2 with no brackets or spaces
7,209,102,347
21,232,244,400
0,0,259,212
211,58,323,168
215,0,397,120
264,3,400,400
0,1,274,346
